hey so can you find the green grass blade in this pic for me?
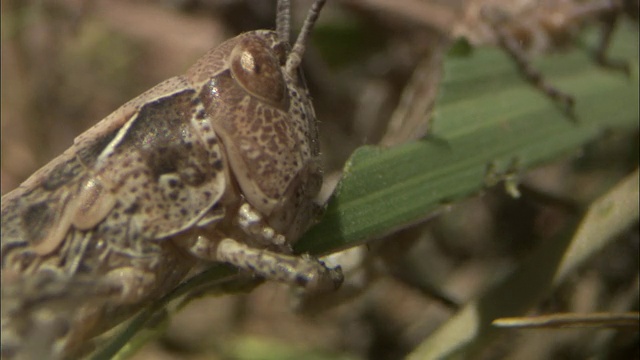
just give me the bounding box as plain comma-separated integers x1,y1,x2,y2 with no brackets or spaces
295,22,639,255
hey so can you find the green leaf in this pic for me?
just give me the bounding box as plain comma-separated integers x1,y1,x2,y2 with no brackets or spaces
295,22,639,255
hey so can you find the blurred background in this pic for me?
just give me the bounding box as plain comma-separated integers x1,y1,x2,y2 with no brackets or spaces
1,0,638,359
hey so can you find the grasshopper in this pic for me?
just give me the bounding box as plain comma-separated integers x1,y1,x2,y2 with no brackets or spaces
1,0,343,358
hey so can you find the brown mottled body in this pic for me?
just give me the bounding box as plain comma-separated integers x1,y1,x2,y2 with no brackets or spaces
1,1,341,358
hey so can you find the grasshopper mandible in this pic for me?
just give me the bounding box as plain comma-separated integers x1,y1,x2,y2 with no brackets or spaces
1,0,342,358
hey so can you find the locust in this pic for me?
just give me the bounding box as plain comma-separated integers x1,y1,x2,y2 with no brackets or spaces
0,0,343,358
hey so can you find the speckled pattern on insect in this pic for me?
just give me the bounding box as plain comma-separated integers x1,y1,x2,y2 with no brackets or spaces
0,1,342,358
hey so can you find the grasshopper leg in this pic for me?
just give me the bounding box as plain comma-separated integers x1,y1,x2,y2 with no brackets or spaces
187,234,342,293
594,9,630,75
482,6,576,114
216,238,343,292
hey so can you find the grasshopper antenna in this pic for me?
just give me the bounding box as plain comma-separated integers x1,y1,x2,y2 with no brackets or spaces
285,0,327,77
276,0,291,44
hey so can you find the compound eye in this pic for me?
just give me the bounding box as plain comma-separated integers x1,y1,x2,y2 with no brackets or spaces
230,36,287,108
